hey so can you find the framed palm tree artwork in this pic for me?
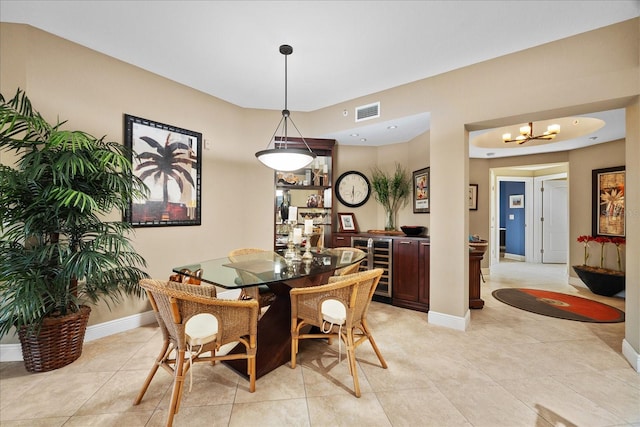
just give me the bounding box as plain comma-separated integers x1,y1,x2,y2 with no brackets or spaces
124,114,202,227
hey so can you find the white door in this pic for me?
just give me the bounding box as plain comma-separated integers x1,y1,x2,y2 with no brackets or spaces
542,180,568,263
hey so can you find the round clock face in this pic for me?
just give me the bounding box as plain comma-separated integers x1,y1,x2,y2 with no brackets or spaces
335,171,371,208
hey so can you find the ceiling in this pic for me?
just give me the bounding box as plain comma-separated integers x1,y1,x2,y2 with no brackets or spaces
1,1,638,157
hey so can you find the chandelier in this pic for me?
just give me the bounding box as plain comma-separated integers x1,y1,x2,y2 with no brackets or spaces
502,122,560,144
255,44,316,171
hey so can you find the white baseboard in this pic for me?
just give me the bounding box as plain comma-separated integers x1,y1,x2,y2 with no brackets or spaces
428,309,470,331
0,344,23,362
504,253,525,261
622,339,640,372
0,310,156,362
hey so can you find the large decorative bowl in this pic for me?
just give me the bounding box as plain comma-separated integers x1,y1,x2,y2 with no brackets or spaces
469,240,488,255
572,265,625,296
401,226,426,236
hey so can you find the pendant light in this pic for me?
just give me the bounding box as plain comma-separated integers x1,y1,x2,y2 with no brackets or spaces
502,121,560,144
255,44,316,171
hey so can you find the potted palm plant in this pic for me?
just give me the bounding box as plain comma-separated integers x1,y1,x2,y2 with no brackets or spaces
0,89,149,372
370,163,411,231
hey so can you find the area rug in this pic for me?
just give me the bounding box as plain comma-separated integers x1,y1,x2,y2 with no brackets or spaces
492,288,625,323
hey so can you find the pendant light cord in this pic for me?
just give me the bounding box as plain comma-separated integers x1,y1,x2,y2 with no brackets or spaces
284,49,288,112
259,44,315,155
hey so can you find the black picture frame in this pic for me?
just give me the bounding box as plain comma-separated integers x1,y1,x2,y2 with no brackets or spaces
124,114,202,227
469,184,478,210
592,165,625,237
413,167,430,213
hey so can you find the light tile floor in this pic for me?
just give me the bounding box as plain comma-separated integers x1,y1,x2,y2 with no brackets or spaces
1,262,638,426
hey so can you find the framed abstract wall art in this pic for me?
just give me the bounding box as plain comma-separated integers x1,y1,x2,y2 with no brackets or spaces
592,166,625,237
124,114,202,227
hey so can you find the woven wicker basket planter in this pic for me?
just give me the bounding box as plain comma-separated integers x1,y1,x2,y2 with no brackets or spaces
17,305,91,373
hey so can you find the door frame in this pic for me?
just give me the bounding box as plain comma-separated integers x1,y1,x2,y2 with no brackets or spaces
533,172,568,263
491,175,534,266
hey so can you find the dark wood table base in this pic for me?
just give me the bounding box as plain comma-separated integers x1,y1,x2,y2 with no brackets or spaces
223,272,333,379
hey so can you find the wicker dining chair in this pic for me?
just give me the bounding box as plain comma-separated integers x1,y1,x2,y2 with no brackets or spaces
228,248,276,308
289,268,387,397
331,247,366,276
133,279,259,427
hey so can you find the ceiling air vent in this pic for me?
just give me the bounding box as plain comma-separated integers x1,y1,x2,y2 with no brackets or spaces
355,102,380,122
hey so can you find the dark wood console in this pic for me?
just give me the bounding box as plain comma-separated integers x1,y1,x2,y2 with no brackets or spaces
333,232,484,312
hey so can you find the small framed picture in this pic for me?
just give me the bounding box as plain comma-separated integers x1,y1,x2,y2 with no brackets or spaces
337,212,358,233
509,194,524,209
469,184,478,210
413,167,430,213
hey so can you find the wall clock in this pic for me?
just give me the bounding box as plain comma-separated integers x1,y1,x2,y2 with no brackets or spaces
335,170,371,208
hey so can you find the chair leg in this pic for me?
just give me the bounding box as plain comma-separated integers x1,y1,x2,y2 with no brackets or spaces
248,355,256,392
291,335,298,369
361,320,387,369
166,350,186,427
344,329,361,397
133,340,170,405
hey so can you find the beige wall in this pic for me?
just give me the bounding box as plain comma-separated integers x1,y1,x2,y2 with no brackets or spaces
328,130,430,233
1,19,638,359
624,99,639,356
569,140,626,269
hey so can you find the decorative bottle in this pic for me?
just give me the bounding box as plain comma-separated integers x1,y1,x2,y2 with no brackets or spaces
280,191,290,223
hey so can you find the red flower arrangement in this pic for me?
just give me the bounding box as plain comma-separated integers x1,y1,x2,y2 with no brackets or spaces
594,236,611,268
574,235,625,296
576,235,625,271
576,235,595,265
611,237,626,271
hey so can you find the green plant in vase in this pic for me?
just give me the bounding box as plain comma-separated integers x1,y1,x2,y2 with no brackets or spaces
370,163,411,231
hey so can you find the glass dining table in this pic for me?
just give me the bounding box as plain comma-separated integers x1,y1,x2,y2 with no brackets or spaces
172,248,366,380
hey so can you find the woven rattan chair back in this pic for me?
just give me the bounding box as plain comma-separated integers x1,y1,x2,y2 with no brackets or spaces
289,268,387,397
228,248,275,307
133,279,259,427
148,281,218,356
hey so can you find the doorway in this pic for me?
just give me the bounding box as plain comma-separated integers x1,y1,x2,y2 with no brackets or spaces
493,175,534,265
491,165,569,268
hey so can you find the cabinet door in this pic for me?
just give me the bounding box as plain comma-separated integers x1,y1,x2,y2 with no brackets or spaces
392,239,419,302
418,242,430,306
